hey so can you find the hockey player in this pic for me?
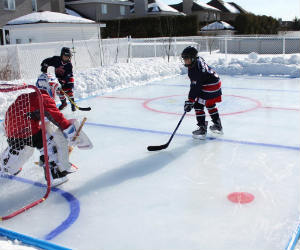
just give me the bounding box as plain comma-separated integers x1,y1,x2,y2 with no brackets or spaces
0,74,81,186
181,46,223,139
41,47,76,111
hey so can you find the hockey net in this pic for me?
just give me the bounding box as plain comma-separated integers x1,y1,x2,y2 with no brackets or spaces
0,84,51,221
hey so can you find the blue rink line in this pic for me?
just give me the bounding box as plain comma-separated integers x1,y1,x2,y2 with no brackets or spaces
85,122,300,151
0,174,80,242
0,227,71,250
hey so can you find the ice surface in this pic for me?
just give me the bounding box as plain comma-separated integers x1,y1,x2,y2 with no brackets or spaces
0,74,299,250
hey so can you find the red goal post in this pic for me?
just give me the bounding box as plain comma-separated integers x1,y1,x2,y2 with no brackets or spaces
0,83,51,221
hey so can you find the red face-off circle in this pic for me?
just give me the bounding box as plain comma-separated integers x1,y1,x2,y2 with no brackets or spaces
227,192,255,204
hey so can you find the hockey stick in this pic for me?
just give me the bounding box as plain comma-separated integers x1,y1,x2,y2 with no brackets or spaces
60,89,91,111
147,111,187,151
69,117,87,153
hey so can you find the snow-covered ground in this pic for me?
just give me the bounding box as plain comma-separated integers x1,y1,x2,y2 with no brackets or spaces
0,53,299,250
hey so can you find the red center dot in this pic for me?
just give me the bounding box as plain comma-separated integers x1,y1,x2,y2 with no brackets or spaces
227,192,255,204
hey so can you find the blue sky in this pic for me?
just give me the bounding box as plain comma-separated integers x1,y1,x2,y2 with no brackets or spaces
162,0,300,21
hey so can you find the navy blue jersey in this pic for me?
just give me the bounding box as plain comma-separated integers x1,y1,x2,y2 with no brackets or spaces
41,56,73,83
188,57,221,100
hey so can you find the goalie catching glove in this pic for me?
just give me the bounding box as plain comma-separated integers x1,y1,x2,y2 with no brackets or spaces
63,119,93,149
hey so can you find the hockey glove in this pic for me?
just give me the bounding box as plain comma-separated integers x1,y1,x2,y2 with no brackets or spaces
184,99,195,112
63,124,77,145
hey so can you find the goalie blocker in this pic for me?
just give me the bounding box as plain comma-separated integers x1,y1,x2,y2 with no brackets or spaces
0,74,92,187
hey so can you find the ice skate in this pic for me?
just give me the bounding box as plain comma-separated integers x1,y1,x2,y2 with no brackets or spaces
209,119,223,135
192,122,208,140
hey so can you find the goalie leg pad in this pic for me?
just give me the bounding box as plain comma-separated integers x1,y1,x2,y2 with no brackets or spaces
0,146,34,175
42,124,71,172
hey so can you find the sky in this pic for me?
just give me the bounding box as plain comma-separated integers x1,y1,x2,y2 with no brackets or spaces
162,0,300,21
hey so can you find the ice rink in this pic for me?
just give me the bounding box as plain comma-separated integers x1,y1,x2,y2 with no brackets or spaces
1,74,300,250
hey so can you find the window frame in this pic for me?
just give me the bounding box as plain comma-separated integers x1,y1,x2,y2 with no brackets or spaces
32,0,37,11
3,0,16,10
120,5,125,16
101,4,107,14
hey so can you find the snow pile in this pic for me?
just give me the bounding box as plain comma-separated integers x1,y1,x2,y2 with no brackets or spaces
202,53,300,78
7,11,94,25
0,238,37,250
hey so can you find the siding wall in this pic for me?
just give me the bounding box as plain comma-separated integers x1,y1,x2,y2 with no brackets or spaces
6,23,100,44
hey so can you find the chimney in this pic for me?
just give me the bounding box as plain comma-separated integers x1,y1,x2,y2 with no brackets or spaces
134,0,148,16
183,0,193,15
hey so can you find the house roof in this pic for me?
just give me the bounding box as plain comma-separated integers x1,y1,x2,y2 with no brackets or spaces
207,0,240,14
170,0,220,12
201,20,234,30
65,8,83,18
66,0,133,6
148,0,183,14
192,0,221,11
7,11,95,25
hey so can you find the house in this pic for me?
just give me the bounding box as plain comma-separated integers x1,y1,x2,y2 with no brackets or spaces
0,0,66,44
3,11,105,45
65,0,134,21
170,0,220,22
206,0,246,21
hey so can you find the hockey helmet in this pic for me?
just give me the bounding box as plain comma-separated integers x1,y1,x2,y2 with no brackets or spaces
36,73,61,99
61,47,72,57
181,46,198,67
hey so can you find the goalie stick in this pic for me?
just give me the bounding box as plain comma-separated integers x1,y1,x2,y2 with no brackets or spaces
60,89,91,111
147,111,187,151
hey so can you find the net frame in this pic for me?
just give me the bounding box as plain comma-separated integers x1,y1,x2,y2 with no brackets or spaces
0,83,51,221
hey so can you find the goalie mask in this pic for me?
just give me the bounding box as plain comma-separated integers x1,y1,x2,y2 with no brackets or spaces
36,73,61,99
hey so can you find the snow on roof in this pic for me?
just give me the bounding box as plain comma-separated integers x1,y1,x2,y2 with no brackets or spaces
201,21,234,30
148,0,180,13
193,0,220,11
223,2,240,13
65,8,83,18
7,11,94,25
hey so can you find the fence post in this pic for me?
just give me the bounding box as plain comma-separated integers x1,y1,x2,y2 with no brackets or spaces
282,36,286,55
225,36,228,59
154,39,157,57
127,35,132,63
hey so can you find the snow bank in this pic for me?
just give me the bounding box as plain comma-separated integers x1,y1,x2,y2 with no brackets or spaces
202,53,300,78
0,238,37,250
1,54,299,102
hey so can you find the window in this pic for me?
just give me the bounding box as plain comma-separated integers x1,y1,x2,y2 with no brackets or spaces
4,0,15,10
101,4,107,14
32,0,37,11
120,6,125,15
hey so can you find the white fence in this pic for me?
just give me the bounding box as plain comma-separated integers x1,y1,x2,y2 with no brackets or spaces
0,35,299,80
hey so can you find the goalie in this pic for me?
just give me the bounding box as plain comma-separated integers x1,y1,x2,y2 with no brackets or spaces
0,73,92,186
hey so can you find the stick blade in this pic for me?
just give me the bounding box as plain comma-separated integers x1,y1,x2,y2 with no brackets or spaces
79,107,91,111
147,144,168,151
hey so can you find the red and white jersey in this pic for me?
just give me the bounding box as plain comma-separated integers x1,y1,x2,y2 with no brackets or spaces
5,91,70,138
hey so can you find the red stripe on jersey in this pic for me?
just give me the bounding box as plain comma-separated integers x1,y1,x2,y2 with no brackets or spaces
202,81,221,92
